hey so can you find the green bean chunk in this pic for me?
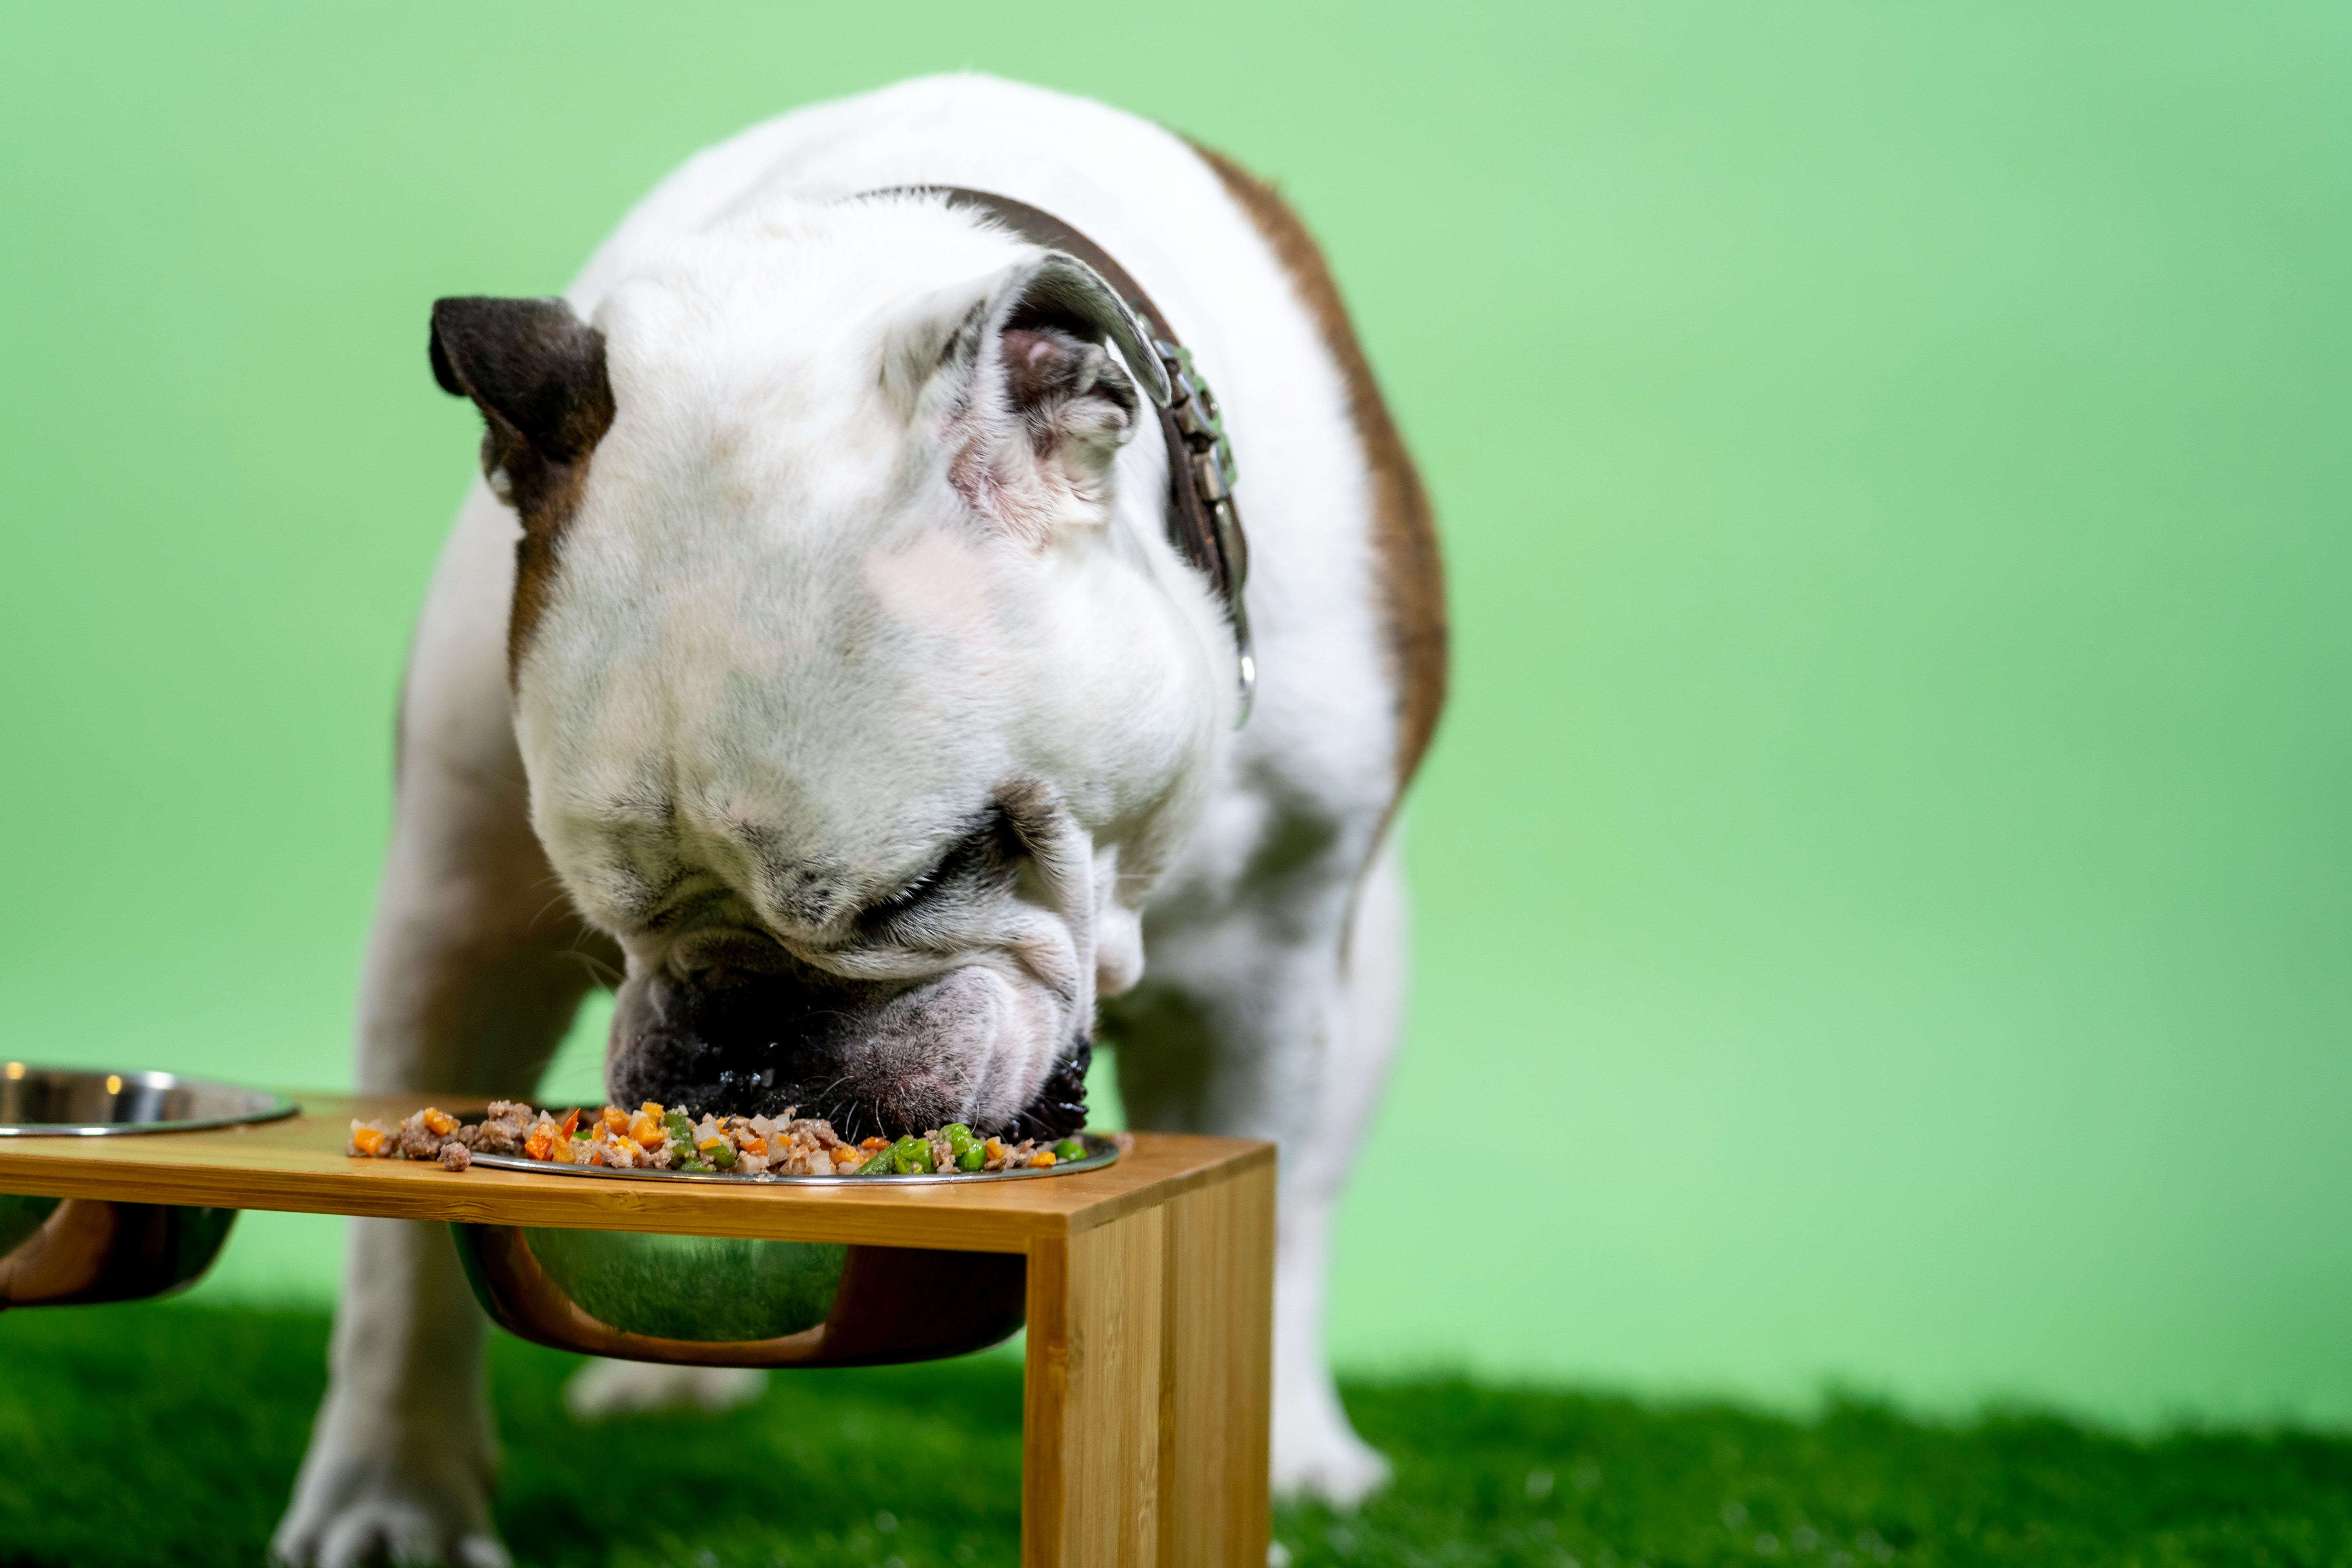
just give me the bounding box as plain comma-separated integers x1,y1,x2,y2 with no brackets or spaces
1053,1139,1087,1163
706,1140,737,1170
857,1150,895,1176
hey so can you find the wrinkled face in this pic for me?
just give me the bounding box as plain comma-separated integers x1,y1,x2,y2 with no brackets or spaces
429,197,1233,1139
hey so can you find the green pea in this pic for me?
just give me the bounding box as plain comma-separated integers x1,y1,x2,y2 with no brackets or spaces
943,1123,978,1158
857,1150,894,1176
889,1134,935,1175
955,1143,985,1172
1053,1139,1087,1163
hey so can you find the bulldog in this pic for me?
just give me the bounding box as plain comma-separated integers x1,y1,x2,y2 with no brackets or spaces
274,73,1445,1567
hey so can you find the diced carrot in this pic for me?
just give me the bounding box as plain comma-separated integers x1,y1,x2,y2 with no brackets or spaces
860,1136,891,1151
557,1109,581,1140
524,1129,554,1161
640,1101,665,1121
351,1126,387,1157
1031,1150,1057,1168
421,1107,458,1137
601,1106,629,1132
698,1134,728,1151
737,1136,767,1156
584,1142,606,1166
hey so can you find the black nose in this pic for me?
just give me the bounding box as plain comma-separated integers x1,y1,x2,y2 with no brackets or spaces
609,967,890,1128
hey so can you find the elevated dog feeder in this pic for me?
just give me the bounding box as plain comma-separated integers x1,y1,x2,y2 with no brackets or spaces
0,1085,1274,1568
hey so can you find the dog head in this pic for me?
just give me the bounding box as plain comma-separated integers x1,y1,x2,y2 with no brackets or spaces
429,196,1237,1140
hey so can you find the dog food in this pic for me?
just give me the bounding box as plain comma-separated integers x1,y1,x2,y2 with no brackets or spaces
347,1100,1088,1177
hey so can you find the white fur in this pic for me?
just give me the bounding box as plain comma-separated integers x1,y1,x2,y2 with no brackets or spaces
563,1361,769,1419
276,74,1412,1566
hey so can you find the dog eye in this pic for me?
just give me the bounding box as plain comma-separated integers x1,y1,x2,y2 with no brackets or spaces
854,807,1021,941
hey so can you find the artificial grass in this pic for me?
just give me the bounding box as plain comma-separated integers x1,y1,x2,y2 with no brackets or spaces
0,1302,2346,1568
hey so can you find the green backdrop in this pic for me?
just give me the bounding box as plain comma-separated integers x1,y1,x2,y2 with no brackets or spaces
2,3,2345,1429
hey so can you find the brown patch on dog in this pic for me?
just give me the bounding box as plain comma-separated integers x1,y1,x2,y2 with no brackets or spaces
1190,144,1450,788
501,461,597,679
429,297,617,679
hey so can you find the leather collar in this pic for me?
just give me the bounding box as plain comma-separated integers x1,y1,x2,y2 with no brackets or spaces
860,187,1255,724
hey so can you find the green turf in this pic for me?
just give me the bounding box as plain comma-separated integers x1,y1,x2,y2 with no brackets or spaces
0,1303,2346,1568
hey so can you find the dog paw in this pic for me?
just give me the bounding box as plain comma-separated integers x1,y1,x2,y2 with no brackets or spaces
563,1359,769,1419
1272,1381,1392,1508
271,1444,507,1568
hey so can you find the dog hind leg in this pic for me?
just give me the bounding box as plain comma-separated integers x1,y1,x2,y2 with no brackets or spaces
1110,819,1406,1508
1269,825,1407,1507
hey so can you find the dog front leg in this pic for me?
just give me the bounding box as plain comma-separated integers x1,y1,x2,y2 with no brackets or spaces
277,1218,508,1568
276,487,612,1568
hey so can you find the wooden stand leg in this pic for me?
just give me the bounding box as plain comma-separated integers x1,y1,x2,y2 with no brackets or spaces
1025,1206,1165,1566
1022,1161,1275,1568
1157,1161,1276,1567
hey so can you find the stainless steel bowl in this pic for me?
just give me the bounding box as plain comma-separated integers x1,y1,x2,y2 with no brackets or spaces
0,1192,238,1308
449,1131,1120,1366
451,1226,1026,1367
0,1065,290,1308
0,1063,298,1136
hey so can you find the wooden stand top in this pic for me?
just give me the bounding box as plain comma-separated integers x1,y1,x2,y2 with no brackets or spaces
0,1093,1270,1254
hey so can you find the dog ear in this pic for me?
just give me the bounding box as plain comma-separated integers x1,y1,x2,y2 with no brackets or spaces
903,254,1161,545
428,296,615,519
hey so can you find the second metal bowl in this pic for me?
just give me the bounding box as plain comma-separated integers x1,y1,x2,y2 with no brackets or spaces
0,1063,298,1136
0,1192,238,1309
0,1065,289,1308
